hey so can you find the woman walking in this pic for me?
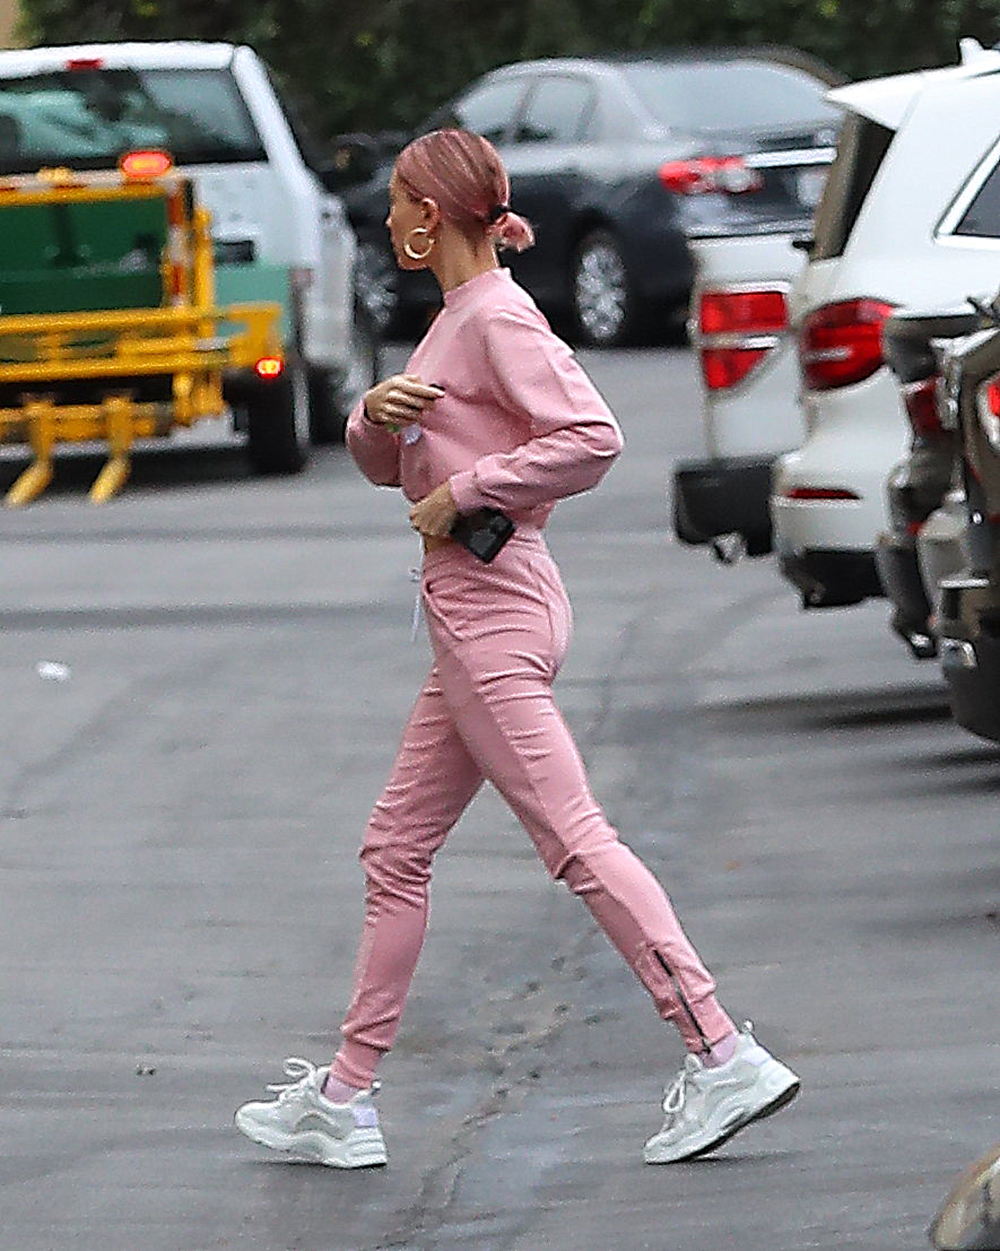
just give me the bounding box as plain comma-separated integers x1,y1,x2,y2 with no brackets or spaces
234,129,799,1168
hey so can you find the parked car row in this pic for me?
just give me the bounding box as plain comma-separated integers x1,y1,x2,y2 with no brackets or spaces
674,37,1000,744
334,47,843,346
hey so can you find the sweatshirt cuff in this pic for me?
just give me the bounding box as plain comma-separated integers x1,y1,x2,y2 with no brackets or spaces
448,469,483,514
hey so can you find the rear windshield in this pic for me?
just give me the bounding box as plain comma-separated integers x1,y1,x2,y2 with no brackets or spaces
0,68,266,173
953,153,1000,238
810,111,895,261
620,60,840,134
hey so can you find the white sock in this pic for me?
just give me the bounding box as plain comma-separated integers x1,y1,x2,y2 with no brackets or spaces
702,1030,739,1069
322,1073,365,1103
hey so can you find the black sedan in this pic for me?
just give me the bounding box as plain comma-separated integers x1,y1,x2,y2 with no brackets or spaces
341,49,842,346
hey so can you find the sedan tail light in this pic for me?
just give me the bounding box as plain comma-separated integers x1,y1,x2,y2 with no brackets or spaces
697,287,788,392
799,299,895,391
901,376,945,440
659,156,764,196
976,373,1000,450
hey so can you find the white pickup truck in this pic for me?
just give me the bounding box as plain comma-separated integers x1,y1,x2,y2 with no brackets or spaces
0,40,378,471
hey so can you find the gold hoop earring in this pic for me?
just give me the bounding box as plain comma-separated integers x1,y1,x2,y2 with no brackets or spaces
403,227,435,261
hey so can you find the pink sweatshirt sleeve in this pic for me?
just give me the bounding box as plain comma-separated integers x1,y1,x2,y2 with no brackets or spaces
345,398,401,487
448,308,623,515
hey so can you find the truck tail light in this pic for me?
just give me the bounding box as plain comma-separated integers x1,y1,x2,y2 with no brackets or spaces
976,372,1000,450
254,356,285,380
66,57,105,71
799,299,895,391
119,150,173,180
697,287,788,392
658,156,764,196
901,376,944,439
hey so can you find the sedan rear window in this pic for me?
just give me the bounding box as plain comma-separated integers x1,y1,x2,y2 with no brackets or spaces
621,60,840,134
0,68,266,174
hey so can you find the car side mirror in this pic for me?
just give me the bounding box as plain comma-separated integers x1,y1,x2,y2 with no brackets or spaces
792,235,814,254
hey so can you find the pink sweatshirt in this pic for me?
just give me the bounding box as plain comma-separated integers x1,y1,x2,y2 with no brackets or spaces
346,267,623,529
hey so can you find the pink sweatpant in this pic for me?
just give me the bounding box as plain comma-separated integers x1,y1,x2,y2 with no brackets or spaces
331,533,734,1088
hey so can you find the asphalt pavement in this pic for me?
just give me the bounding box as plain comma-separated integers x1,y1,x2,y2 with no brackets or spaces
1,344,998,1251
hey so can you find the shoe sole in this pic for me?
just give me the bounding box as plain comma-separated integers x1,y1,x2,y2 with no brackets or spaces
643,1076,800,1165
234,1113,388,1169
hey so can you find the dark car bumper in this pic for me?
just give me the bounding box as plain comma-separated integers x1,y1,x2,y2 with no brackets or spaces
875,530,936,657
779,548,884,609
937,576,1000,741
672,456,774,555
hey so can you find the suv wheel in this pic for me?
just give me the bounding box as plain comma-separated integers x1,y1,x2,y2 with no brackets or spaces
309,305,381,445
245,357,310,475
572,229,636,347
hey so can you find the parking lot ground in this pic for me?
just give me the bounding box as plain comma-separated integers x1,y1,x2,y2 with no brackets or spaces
1,346,998,1251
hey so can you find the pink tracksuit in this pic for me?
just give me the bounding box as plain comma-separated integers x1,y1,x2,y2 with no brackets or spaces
333,268,734,1088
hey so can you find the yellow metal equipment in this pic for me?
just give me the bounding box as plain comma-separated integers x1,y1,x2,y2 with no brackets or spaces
0,162,283,504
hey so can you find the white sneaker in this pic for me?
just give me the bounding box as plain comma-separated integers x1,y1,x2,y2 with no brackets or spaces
234,1057,387,1168
643,1022,800,1164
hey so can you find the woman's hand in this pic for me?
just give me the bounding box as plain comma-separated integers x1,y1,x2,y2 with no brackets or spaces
363,374,444,431
410,480,459,537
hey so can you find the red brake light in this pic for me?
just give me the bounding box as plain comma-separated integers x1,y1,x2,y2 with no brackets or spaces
119,150,173,179
699,290,788,336
659,156,764,196
799,299,895,391
976,372,1000,451
901,377,944,439
254,356,285,380
66,57,105,71
701,347,768,390
697,287,788,392
782,486,861,501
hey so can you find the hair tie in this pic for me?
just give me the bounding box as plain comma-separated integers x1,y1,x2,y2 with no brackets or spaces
487,203,512,223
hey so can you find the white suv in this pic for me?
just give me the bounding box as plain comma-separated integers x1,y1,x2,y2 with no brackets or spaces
772,41,1000,608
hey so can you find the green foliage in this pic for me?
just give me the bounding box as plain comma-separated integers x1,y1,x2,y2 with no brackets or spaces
18,0,1000,143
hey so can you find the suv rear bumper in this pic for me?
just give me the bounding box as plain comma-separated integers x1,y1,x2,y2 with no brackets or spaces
779,547,884,608
672,456,774,555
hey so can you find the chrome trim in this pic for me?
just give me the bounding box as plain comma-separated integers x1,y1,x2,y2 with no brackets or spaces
699,332,782,350
940,637,978,670
939,573,990,591
743,147,836,169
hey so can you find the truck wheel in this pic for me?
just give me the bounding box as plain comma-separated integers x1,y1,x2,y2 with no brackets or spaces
245,358,310,475
572,229,638,348
308,305,381,445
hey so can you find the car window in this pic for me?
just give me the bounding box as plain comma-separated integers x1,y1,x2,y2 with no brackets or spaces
448,79,527,144
516,76,594,143
0,68,266,173
953,155,1000,238
620,60,840,134
811,111,895,261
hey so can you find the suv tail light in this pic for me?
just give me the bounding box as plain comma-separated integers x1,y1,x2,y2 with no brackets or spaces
697,287,788,392
659,156,764,196
976,372,1000,450
781,486,860,501
902,376,945,440
799,299,895,391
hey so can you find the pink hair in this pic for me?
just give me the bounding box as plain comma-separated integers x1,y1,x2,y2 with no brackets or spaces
394,129,535,253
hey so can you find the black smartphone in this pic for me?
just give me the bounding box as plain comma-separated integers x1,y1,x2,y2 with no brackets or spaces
450,508,515,563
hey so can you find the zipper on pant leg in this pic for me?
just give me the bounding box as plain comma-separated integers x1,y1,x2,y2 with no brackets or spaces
654,950,710,1051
